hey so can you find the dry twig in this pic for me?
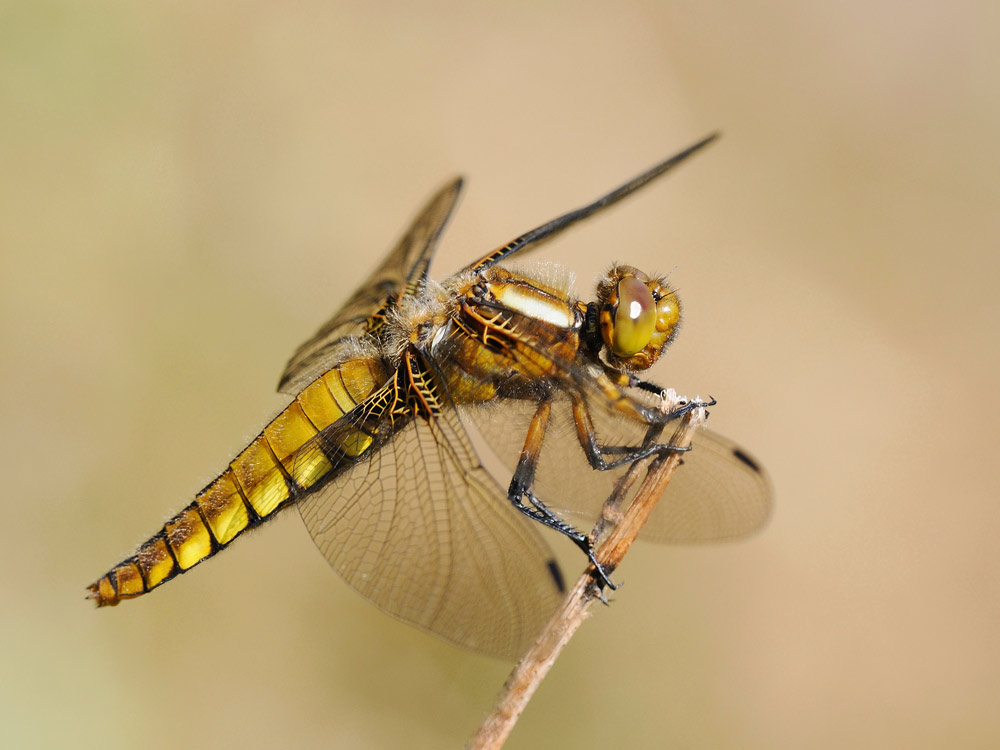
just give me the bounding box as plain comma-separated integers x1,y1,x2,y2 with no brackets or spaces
468,395,707,749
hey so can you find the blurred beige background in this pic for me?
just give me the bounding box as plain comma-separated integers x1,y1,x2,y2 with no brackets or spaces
2,1,997,748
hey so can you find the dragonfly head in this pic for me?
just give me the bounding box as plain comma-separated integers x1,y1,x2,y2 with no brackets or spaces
594,265,680,372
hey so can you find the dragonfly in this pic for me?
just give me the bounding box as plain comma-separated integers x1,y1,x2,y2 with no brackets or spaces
88,134,772,660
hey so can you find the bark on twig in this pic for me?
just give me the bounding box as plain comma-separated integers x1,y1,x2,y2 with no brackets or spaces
468,397,706,749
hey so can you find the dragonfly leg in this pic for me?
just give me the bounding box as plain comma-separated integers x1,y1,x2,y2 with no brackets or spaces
506,399,619,590
602,369,698,398
571,394,694,471
509,488,619,591
594,370,715,426
627,374,675,399
602,369,667,397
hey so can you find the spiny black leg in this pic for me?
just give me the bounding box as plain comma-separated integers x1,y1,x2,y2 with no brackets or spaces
585,441,690,471
624,379,717,408
629,375,670,397
507,478,619,590
572,392,710,472
604,391,715,429
572,403,691,472
601,444,691,455
524,489,618,591
617,372,717,410
509,398,619,589
640,394,716,423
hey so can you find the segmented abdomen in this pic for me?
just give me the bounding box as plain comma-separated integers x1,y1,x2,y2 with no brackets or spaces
88,356,388,606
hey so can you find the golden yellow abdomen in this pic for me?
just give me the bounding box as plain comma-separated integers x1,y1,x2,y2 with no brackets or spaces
88,356,388,606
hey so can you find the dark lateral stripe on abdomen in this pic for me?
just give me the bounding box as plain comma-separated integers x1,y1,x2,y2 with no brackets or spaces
88,357,389,607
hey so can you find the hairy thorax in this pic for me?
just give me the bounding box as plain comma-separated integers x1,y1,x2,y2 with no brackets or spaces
422,264,585,404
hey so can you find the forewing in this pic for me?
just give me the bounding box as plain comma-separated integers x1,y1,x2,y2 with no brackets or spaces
277,177,463,394
293,398,563,660
465,134,718,271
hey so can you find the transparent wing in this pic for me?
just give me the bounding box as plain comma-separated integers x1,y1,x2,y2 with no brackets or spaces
631,426,773,543
449,307,772,543
294,396,564,661
462,391,771,544
544,378,772,543
278,177,463,394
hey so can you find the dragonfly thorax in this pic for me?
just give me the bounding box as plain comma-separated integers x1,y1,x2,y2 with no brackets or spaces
387,282,453,356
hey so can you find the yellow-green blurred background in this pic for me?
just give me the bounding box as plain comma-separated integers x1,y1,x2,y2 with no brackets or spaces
3,1,997,748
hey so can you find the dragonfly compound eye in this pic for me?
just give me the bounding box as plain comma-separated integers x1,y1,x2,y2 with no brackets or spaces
612,276,657,357
598,266,681,371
